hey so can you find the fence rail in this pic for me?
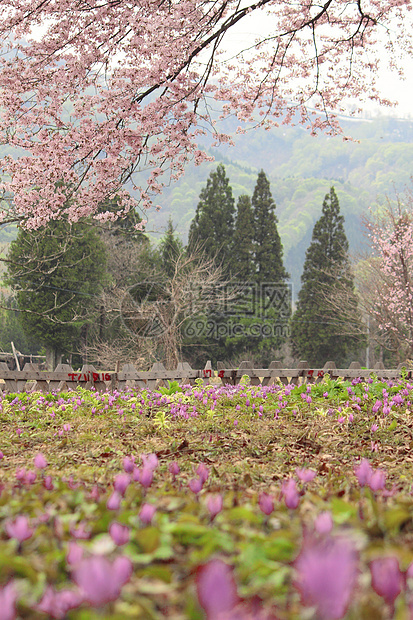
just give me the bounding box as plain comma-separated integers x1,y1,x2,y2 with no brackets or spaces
0,359,410,393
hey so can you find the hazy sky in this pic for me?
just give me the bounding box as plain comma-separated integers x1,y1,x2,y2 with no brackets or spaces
222,11,413,119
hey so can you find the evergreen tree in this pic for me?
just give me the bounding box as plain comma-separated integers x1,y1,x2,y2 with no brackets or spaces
219,174,290,364
0,295,40,355
5,219,107,367
159,217,184,279
231,195,255,280
290,187,363,366
188,164,235,268
252,170,289,283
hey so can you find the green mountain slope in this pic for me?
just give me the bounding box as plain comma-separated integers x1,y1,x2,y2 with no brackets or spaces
144,115,413,296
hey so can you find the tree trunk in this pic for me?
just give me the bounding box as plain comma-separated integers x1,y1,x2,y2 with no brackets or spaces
45,347,62,371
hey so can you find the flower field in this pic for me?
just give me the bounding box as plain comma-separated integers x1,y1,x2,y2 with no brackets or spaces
1,374,413,619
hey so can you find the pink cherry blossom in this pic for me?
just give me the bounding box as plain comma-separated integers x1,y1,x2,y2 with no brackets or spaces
0,0,405,227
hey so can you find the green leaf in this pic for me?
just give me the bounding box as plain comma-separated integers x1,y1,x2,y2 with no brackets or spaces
383,507,411,531
330,497,358,524
135,527,160,553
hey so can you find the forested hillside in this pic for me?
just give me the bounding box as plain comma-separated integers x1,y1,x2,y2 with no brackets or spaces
1,115,412,296
144,115,413,296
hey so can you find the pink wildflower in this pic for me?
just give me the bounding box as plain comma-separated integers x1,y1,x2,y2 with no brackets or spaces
282,478,300,509
354,459,373,486
0,581,17,620
139,467,153,489
5,515,34,542
296,468,317,483
140,453,158,471
258,492,274,516
189,478,203,494
196,559,239,619
70,521,91,540
109,522,130,546
36,586,83,619
314,512,334,535
139,503,156,525
106,491,122,511
196,463,209,484
206,494,223,520
113,473,130,496
295,536,358,619
72,555,132,607
66,541,84,566
370,557,403,609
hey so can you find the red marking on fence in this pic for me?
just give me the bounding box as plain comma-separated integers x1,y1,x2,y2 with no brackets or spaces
67,372,111,382
218,370,225,378
203,369,212,377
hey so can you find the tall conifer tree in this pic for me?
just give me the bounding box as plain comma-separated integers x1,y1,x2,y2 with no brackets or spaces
232,195,255,280
159,217,184,279
252,170,289,284
188,164,235,268
290,187,362,366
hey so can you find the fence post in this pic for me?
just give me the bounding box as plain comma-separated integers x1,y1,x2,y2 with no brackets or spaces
202,360,213,385
344,361,361,381
147,362,167,389
176,361,194,385
238,360,260,385
295,361,309,385
48,364,75,393
217,361,225,385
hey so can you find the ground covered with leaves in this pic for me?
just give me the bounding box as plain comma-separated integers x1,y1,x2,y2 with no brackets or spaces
1,374,413,619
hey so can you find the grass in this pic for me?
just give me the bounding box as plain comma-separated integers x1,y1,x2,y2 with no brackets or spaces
1,375,413,618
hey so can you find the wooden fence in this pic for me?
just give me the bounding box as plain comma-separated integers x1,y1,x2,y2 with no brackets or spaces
0,361,215,393
216,360,411,385
0,359,411,394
